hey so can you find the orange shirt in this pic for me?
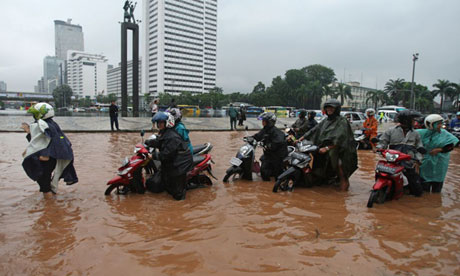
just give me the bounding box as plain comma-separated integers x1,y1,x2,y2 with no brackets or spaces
363,117,378,138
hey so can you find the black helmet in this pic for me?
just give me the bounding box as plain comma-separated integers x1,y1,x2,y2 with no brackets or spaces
299,109,307,117
323,98,341,117
258,112,277,127
308,110,316,117
396,110,419,128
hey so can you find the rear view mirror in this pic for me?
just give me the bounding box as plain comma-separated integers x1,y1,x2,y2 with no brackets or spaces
141,129,145,137
245,126,249,131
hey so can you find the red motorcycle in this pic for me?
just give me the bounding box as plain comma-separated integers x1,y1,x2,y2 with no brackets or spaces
105,132,215,195
367,148,411,208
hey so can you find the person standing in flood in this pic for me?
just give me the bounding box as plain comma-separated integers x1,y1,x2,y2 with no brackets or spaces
21,103,78,198
238,104,246,126
417,114,459,193
228,104,238,130
109,101,120,131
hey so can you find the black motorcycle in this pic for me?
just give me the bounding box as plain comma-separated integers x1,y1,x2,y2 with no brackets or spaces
272,140,319,192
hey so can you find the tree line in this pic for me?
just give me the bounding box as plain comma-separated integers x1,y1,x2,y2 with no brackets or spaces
51,64,460,112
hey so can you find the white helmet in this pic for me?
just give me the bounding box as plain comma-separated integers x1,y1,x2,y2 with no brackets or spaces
424,114,443,130
27,102,54,120
365,108,375,116
152,112,175,128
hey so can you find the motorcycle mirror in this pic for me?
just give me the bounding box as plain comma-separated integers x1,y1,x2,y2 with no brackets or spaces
245,126,249,131
417,147,427,154
140,129,145,137
371,137,379,144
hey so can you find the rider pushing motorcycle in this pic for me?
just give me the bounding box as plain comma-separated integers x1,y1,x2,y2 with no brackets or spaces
299,99,358,191
377,110,424,197
151,112,193,200
252,112,288,181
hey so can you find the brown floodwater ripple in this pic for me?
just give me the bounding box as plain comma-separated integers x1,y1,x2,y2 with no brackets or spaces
0,132,459,275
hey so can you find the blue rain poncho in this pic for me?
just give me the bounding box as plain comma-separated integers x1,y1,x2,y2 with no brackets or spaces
417,128,459,183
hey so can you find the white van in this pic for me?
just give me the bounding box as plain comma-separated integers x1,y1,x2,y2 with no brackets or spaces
378,105,406,112
376,110,398,122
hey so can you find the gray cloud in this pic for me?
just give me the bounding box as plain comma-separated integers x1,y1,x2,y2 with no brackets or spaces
1,0,459,93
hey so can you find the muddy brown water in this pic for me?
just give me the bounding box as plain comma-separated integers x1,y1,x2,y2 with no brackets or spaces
0,132,459,275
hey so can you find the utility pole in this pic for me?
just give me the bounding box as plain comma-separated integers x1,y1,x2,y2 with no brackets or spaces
410,53,419,110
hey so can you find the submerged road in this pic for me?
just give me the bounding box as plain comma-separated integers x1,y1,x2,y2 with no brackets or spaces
0,131,459,275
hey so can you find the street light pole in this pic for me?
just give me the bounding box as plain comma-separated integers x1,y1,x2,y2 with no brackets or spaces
410,53,419,110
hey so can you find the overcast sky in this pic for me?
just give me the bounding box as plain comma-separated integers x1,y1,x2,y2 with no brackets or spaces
1,0,459,93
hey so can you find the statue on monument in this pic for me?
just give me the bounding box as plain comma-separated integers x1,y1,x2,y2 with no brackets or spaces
123,0,137,23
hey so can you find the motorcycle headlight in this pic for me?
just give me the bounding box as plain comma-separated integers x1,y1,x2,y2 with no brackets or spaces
239,145,250,156
117,166,132,176
385,153,399,162
121,157,129,167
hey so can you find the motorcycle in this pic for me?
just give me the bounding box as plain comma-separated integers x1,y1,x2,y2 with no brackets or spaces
354,129,382,150
272,140,318,192
448,126,460,146
105,131,215,195
222,135,261,182
367,145,425,208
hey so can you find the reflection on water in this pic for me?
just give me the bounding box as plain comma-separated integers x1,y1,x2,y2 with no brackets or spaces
0,132,459,275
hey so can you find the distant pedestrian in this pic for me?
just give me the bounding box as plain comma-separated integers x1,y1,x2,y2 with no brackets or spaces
150,99,159,117
238,104,246,126
228,104,238,130
169,98,177,109
379,112,385,124
109,101,120,131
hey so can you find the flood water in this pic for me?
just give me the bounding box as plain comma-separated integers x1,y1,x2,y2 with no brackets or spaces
0,131,459,275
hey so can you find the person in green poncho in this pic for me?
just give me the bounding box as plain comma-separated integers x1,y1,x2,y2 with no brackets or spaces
417,114,459,193
299,99,358,191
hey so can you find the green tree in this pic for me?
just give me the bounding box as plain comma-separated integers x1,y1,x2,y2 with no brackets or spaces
52,85,73,108
365,90,387,110
432,79,454,112
384,78,405,105
302,64,336,108
78,96,93,108
451,83,460,111
334,83,353,106
252,81,266,93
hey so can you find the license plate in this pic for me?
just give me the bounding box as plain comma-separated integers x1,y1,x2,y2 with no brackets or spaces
376,163,397,174
230,157,243,166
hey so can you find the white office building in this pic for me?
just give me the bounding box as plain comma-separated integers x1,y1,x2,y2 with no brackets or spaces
142,0,218,96
107,59,142,99
67,51,108,99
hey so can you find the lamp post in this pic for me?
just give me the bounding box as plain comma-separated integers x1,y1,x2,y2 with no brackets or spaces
410,53,419,110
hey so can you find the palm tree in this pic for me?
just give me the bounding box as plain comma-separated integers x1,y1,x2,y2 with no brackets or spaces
415,89,434,113
432,79,454,112
384,78,405,105
450,83,460,111
322,85,335,100
334,83,353,106
365,90,386,110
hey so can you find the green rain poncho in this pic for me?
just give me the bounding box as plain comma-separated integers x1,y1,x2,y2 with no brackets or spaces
304,115,358,178
417,128,459,183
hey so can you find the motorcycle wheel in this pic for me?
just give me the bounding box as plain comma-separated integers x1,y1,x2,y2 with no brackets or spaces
376,186,387,204
105,184,120,195
273,178,293,193
223,171,241,183
367,190,377,208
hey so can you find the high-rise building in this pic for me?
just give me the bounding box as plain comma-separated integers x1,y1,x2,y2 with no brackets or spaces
0,81,7,92
43,56,64,93
67,51,108,99
107,59,142,100
54,19,84,61
142,0,218,96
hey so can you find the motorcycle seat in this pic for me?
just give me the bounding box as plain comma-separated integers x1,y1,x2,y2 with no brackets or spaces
193,155,206,165
193,143,211,155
